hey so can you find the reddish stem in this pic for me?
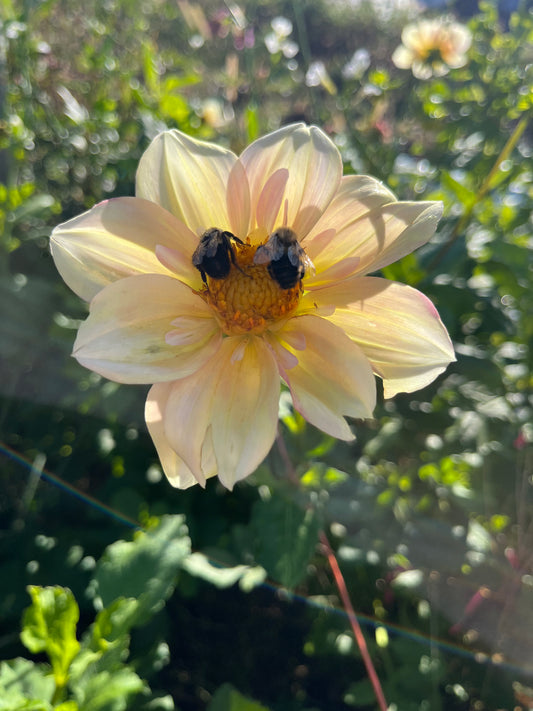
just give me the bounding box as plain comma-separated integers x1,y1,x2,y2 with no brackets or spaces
319,530,388,711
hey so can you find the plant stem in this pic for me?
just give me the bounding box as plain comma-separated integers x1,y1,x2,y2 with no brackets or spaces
319,530,388,711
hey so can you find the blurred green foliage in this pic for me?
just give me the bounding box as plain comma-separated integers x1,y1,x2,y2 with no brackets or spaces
1,0,532,710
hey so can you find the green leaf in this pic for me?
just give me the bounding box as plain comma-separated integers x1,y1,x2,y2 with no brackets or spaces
21,587,80,689
91,516,190,626
91,598,139,644
72,669,145,711
12,193,55,222
182,553,266,591
441,171,476,207
207,684,271,711
0,658,54,709
239,498,321,589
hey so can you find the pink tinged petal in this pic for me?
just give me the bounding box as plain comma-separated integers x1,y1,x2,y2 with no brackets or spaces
135,129,237,236
239,123,342,238
255,168,289,234
308,176,442,278
50,197,198,302
73,274,221,384
226,159,251,239
305,175,396,260
321,276,455,397
155,244,202,290
163,337,280,490
145,384,216,489
276,315,376,440
305,256,361,289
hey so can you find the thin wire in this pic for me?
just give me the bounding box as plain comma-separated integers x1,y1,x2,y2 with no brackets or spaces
3,439,533,681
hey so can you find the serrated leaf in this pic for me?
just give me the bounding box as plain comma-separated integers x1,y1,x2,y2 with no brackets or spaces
92,516,190,625
21,587,80,688
207,684,271,711
0,658,54,708
72,669,144,711
92,598,140,643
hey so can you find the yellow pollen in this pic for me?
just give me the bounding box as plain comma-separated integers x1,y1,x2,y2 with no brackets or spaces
200,241,301,334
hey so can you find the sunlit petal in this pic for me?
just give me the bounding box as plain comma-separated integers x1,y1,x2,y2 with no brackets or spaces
316,276,455,397
255,168,289,234
50,197,198,301
163,337,279,489
226,159,251,240
274,315,376,440
136,130,237,235
305,176,442,278
239,123,342,238
145,383,217,489
73,274,221,384
210,337,280,489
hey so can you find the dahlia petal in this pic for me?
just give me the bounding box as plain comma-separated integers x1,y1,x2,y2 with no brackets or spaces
275,315,376,440
239,123,342,238
163,367,219,486
210,338,280,489
443,51,468,68
155,244,202,289
136,130,237,235
162,337,279,490
255,168,289,234
226,159,251,239
50,197,198,301
391,45,415,69
317,276,455,397
304,175,395,265
356,201,442,275
412,62,434,80
145,383,216,489
306,176,442,278
305,256,361,288
73,274,221,384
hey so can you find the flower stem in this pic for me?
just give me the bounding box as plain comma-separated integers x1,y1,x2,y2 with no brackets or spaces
319,530,388,711
428,113,529,272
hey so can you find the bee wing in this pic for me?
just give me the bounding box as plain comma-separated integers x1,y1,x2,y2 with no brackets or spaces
253,237,284,264
253,244,272,265
303,253,316,276
286,243,302,267
287,243,316,275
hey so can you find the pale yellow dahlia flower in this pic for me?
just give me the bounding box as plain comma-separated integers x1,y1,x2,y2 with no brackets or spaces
51,124,454,490
392,18,472,80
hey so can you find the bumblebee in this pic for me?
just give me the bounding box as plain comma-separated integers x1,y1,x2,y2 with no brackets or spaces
192,228,244,286
253,227,315,289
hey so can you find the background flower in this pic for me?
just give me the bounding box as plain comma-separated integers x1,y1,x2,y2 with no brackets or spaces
392,17,472,79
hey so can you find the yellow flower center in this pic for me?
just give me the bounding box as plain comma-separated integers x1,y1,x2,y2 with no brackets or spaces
199,238,301,335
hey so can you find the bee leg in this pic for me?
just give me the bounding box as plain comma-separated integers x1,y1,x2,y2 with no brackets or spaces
228,244,252,279
200,269,210,290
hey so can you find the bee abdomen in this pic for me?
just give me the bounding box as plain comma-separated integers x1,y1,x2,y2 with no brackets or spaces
268,254,304,290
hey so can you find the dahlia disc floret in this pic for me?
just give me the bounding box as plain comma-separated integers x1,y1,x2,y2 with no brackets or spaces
51,124,455,490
